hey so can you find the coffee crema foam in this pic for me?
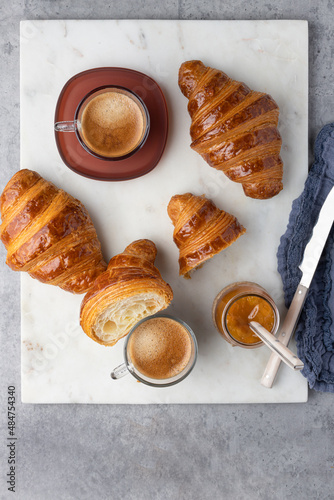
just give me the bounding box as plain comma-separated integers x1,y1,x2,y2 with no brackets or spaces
80,91,145,158
128,317,193,380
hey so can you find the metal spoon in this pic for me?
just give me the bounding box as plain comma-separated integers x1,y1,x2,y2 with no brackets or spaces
249,321,304,371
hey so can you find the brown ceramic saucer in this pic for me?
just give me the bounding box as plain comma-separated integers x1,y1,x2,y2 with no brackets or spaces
54,67,168,181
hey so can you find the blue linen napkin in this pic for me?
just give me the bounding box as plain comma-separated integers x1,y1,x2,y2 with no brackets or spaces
277,123,334,392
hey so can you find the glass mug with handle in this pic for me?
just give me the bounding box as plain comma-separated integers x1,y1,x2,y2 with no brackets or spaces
111,314,198,388
54,85,150,160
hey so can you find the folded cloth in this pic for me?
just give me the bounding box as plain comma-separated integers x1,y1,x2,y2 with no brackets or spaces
277,123,334,392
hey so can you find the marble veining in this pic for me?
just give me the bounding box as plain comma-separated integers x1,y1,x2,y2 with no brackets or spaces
20,19,308,403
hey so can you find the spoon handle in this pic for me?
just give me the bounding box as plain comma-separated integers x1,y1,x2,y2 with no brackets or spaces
249,321,304,372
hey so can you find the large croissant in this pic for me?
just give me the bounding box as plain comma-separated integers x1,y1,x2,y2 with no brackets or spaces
167,193,245,277
0,169,107,293
178,60,283,199
80,239,173,346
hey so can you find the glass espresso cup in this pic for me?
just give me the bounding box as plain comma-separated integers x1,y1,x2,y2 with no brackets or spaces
110,314,198,387
54,85,150,160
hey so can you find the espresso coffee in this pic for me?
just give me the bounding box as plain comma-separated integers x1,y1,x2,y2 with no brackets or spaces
127,317,193,380
80,90,147,158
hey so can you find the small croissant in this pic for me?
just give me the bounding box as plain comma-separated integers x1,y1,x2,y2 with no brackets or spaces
178,60,283,199
0,169,107,293
80,239,173,346
167,193,245,277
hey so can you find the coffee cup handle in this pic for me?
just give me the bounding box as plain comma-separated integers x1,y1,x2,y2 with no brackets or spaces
54,120,79,132
110,363,129,380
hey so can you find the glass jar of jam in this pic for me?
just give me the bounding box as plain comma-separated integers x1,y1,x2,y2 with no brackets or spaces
212,281,280,349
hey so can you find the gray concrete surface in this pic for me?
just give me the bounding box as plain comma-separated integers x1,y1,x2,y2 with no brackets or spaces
0,1,334,499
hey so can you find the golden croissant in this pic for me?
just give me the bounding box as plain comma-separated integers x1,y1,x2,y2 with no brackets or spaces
0,169,107,293
167,193,245,277
178,60,283,199
80,239,173,346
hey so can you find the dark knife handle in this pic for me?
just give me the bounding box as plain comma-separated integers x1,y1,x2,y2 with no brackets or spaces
261,284,308,388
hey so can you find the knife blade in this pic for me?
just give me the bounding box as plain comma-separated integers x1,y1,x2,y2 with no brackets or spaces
261,185,334,388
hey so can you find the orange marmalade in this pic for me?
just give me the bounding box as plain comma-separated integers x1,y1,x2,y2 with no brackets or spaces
212,282,279,349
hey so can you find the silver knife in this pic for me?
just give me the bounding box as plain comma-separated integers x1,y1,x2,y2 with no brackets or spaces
261,185,334,388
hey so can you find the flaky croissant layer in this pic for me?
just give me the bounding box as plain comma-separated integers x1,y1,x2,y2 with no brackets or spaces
0,169,107,293
168,193,246,277
80,239,173,346
178,60,283,199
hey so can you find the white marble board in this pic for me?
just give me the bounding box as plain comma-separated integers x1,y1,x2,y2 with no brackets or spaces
20,20,308,403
